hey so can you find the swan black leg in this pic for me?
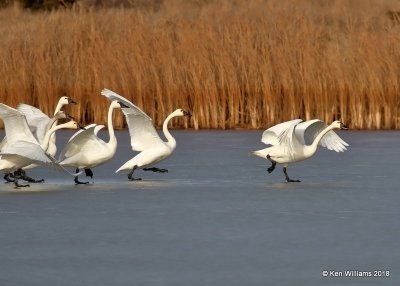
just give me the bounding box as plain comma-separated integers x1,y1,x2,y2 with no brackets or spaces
128,166,142,181
13,170,30,188
143,167,168,173
4,173,14,183
74,168,89,185
84,168,93,179
266,155,277,174
283,167,301,183
18,169,44,183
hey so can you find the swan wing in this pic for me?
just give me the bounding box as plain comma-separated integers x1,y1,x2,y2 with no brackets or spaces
0,104,38,145
66,123,97,143
100,88,164,151
295,119,349,152
17,104,51,144
274,119,303,160
45,153,84,176
59,125,104,160
1,146,82,176
1,141,51,163
262,119,303,146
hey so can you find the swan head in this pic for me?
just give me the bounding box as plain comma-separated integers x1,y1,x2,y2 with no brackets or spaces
331,120,348,130
110,100,130,109
59,96,76,105
60,120,85,130
173,109,192,117
54,111,74,120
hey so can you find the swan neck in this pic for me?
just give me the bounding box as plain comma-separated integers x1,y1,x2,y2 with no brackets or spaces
54,101,63,116
47,116,58,132
41,124,65,151
50,101,64,129
310,125,334,150
107,104,116,143
163,113,176,149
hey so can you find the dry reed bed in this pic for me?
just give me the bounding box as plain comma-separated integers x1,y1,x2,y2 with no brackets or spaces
1,0,400,130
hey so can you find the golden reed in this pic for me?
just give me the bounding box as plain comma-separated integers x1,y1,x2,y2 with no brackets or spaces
1,0,400,130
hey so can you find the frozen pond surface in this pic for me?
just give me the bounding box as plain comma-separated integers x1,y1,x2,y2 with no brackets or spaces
0,130,399,286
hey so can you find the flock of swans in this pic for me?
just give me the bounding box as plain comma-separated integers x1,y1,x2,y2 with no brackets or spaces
0,89,349,188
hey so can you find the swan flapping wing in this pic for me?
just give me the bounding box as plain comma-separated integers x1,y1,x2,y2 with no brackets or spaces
262,119,303,146
274,119,303,160
1,141,52,163
101,88,164,151
0,104,38,145
295,119,349,152
17,104,51,144
59,125,104,161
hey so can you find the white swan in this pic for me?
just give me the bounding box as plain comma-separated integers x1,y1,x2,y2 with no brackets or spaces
17,96,76,156
252,119,349,182
100,88,191,180
58,100,127,184
0,103,80,188
1,110,74,183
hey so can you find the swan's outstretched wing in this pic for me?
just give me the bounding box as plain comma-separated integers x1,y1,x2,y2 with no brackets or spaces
66,123,97,143
1,144,82,176
1,141,52,163
0,103,37,145
273,119,303,160
17,104,51,144
58,125,104,161
295,119,349,152
262,119,303,146
101,88,164,151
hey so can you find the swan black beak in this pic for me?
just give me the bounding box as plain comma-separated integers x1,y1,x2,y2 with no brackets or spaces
183,111,192,117
340,123,349,130
78,123,86,130
118,101,130,109
68,98,77,105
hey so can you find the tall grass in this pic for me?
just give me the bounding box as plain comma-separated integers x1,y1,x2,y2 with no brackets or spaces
1,0,400,130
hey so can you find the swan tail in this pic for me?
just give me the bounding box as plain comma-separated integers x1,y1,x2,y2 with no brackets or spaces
250,148,271,158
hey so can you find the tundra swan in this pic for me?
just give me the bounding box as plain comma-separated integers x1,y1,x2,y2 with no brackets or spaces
100,88,191,181
2,110,74,183
58,100,128,184
0,103,80,188
252,119,349,182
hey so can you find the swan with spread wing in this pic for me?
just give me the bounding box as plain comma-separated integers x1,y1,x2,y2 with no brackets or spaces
0,103,81,188
58,100,128,184
252,119,349,182
101,89,191,181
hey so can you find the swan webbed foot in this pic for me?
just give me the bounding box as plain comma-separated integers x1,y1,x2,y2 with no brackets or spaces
283,167,301,183
13,169,43,183
20,173,44,183
128,177,142,181
13,178,30,188
143,167,168,173
4,173,15,183
74,169,89,185
74,177,89,185
22,176,45,183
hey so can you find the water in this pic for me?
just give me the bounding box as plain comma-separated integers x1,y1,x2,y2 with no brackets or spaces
0,130,399,286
